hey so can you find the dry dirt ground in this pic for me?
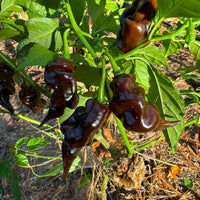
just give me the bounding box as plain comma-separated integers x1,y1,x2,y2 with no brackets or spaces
0,32,200,199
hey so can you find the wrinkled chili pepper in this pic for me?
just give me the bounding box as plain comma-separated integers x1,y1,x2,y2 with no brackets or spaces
40,57,79,127
134,0,158,24
19,84,46,113
0,62,15,113
117,0,157,52
110,74,180,132
61,99,111,178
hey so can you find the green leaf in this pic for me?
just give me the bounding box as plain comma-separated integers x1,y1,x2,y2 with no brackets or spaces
105,0,119,12
101,175,109,191
148,65,185,154
25,17,59,49
96,10,119,33
184,179,193,189
180,74,200,80
54,30,63,52
190,41,200,68
69,156,81,173
17,44,58,70
42,162,63,177
87,0,106,22
0,157,13,183
78,176,91,188
133,45,169,68
180,90,200,104
122,59,150,93
15,137,29,148
59,95,91,124
162,40,182,57
15,154,29,166
0,0,23,17
25,1,47,18
20,0,61,18
86,0,106,32
0,27,20,41
0,19,26,41
27,137,50,152
134,59,150,94
69,0,84,25
185,19,196,45
75,65,101,88
158,0,200,18
10,168,21,200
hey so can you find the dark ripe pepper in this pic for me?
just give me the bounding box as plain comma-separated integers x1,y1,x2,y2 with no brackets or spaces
134,0,158,24
0,62,15,114
62,140,81,179
117,0,157,52
117,19,147,53
110,74,180,132
61,99,111,178
40,57,79,126
19,84,46,113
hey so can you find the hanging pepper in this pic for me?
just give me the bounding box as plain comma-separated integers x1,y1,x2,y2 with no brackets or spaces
40,57,79,126
19,84,46,113
0,62,15,113
117,0,157,52
61,99,111,178
110,74,180,132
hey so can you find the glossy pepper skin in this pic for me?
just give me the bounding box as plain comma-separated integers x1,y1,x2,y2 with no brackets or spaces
110,74,180,132
117,0,157,52
61,99,111,178
134,0,158,24
0,62,15,114
19,84,46,113
40,57,79,127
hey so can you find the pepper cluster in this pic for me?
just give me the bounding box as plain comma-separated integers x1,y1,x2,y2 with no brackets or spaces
110,74,180,132
117,0,157,52
40,57,79,127
19,84,46,113
0,62,15,114
61,99,111,178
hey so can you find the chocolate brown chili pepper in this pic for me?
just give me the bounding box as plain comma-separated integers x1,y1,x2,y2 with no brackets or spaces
61,99,111,179
40,57,79,126
0,62,15,114
110,74,180,132
117,0,157,52
19,84,46,113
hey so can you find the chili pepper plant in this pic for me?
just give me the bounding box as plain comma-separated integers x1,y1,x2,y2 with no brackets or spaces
0,0,200,199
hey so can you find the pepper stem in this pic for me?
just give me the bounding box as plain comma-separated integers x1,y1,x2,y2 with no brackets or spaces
63,28,71,59
65,0,98,61
97,57,106,103
102,52,121,75
113,114,134,157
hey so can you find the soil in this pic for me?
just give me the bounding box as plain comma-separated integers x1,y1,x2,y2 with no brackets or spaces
0,23,200,200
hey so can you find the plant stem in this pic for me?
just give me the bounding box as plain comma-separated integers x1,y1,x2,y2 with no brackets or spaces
114,40,150,61
114,19,200,62
0,108,59,132
184,116,200,127
105,75,113,101
148,17,165,40
94,130,110,149
97,57,106,103
0,51,51,98
113,114,134,157
63,28,71,59
102,52,121,75
65,0,97,60
137,135,165,150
